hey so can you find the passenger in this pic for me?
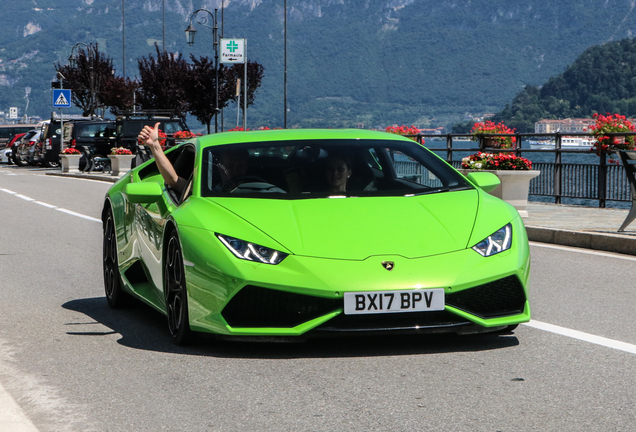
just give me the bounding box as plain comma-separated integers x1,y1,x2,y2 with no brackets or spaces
325,153,352,193
138,122,188,194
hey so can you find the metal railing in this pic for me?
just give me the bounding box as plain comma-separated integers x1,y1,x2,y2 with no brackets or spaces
407,131,635,208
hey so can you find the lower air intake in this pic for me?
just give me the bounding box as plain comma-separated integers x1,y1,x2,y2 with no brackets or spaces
222,285,341,328
446,275,527,318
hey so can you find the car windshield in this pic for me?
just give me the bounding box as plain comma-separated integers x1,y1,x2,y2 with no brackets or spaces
200,139,471,199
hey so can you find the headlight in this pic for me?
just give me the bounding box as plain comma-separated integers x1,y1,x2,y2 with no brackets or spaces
217,234,288,265
472,223,512,257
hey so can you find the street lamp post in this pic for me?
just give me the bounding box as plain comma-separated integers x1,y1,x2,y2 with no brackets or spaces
68,42,99,118
185,8,220,133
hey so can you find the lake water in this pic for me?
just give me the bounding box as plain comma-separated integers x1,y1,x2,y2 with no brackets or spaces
423,138,630,209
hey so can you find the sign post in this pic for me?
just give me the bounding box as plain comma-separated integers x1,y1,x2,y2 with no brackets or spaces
220,38,247,129
53,88,71,157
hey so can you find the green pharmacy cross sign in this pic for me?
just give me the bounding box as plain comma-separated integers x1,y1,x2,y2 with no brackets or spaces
220,38,245,64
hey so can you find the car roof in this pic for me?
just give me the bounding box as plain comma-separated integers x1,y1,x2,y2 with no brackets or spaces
196,128,412,148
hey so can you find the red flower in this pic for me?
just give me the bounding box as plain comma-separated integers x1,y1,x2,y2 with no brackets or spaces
470,121,516,149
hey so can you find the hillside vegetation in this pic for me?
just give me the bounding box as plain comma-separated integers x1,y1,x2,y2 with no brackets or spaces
453,38,636,133
2,1,636,129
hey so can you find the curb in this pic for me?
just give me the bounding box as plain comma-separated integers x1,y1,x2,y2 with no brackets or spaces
526,226,636,256
46,172,120,183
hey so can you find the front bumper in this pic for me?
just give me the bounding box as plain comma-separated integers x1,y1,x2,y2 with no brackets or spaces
182,224,531,337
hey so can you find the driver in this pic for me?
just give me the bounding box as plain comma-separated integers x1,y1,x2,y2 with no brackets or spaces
215,148,248,190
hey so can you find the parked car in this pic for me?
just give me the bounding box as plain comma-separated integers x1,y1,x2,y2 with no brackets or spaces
63,120,116,155
61,120,116,170
12,129,43,166
103,129,530,345
114,110,189,151
0,132,27,164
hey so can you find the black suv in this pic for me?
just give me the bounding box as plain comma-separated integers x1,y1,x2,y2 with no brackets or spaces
64,120,117,156
114,110,189,151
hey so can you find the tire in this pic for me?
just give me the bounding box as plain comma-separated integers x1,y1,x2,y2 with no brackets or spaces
93,154,106,172
13,144,27,166
40,159,58,168
164,231,192,345
103,207,129,308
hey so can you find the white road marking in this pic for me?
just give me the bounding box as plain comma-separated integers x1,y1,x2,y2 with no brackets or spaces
0,188,100,224
0,387,39,432
530,241,636,261
55,208,101,223
33,201,57,209
14,194,35,201
524,320,636,355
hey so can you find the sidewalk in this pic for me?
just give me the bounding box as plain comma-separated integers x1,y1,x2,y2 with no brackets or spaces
524,202,636,255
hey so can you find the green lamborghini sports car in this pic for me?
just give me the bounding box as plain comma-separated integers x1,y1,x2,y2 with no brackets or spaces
102,129,530,344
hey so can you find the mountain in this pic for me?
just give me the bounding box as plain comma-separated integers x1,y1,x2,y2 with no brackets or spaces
2,0,636,130
475,37,636,133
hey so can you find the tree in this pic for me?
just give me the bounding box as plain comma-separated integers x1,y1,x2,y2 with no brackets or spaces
223,60,265,108
187,55,221,134
55,44,117,117
187,57,265,133
136,45,191,117
101,76,139,114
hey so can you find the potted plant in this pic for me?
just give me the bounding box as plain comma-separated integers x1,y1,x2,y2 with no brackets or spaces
589,113,636,157
59,147,82,173
471,120,516,149
108,147,134,176
385,125,424,144
173,130,200,144
460,152,539,217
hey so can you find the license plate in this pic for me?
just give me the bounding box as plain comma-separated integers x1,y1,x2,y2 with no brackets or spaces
344,289,445,315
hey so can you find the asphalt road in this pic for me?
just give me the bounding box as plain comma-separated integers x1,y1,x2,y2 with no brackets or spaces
1,165,636,432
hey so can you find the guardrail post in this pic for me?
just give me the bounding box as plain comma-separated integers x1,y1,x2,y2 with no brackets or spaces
599,151,607,208
446,134,452,162
554,132,562,204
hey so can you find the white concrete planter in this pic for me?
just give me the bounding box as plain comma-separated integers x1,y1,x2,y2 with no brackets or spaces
59,154,81,173
108,154,134,176
459,169,541,218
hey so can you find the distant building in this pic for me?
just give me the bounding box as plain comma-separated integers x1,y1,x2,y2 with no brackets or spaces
419,127,445,135
534,118,594,134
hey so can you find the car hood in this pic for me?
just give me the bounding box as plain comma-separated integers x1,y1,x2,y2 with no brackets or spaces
198,190,481,260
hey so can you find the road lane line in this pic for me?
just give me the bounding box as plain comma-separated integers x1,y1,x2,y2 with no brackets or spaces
0,188,101,224
0,386,39,432
14,194,35,201
33,201,57,209
530,241,636,261
55,208,101,223
524,320,636,354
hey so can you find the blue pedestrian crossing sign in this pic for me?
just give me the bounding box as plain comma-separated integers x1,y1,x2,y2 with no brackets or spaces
52,89,71,108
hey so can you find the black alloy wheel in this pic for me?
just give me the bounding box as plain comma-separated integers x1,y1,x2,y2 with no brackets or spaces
103,207,128,307
165,231,192,345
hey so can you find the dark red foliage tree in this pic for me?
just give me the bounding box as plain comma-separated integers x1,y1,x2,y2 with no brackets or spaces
223,60,265,108
55,44,117,117
101,76,139,114
187,57,265,133
136,45,191,117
